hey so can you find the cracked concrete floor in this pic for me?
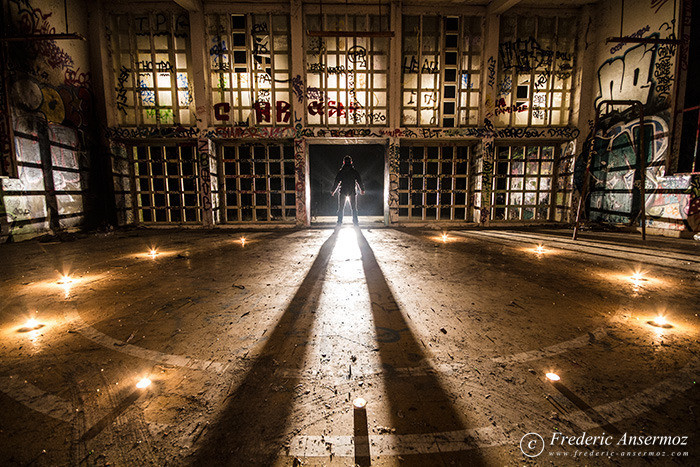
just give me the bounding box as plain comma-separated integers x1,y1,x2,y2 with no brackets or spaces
0,227,698,466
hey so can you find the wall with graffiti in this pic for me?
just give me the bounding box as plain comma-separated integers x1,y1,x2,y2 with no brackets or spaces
1,0,99,242
583,0,699,233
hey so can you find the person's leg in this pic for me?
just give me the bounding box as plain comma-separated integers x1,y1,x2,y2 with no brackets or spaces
350,193,358,225
337,194,344,224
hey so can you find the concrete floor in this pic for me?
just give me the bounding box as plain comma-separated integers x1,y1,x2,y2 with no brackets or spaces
0,226,698,466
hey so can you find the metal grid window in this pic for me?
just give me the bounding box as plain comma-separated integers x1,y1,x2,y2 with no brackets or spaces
131,144,201,223
469,148,484,222
219,143,296,222
110,12,193,126
111,144,134,226
304,14,389,126
208,13,291,126
402,15,482,127
496,15,576,127
397,144,471,221
492,144,556,221
555,142,575,222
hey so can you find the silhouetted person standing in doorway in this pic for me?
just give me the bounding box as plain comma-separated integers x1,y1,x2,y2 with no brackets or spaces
331,155,365,225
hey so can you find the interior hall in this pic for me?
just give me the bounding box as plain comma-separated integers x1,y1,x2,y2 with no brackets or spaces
0,0,699,465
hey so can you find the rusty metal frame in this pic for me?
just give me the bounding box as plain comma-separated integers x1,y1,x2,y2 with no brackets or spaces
573,99,647,241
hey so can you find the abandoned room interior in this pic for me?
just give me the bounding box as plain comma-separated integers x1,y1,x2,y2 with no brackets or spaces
0,0,699,464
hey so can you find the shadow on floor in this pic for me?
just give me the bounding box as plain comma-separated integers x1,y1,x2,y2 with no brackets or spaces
191,229,339,466
355,228,486,464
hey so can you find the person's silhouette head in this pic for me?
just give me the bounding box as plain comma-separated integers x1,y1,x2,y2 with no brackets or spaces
343,155,353,166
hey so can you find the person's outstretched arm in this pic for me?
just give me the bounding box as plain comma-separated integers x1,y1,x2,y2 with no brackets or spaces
331,172,341,195
355,170,366,195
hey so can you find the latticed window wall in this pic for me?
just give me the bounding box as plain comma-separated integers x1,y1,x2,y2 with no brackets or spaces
491,144,557,221
218,143,296,222
304,14,389,126
110,12,193,126
131,144,201,223
207,13,292,126
401,15,482,127
397,144,472,221
496,14,577,126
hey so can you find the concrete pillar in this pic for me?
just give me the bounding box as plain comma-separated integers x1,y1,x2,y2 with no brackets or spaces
290,0,304,124
388,0,402,130
569,4,596,223
294,137,309,226
479,13,500,225
290,0,310,226
387,137,400,223
189,9,215,227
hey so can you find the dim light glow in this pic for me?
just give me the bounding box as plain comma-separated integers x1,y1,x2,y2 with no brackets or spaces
545,372,561,382
630,270,650,288
240,237,246,246
56,274,76,298
353,397,367,409
136,378,151,389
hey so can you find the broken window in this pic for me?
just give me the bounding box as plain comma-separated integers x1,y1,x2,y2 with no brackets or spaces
496,14,576,127
398,144,471,221
2,125,85,237
208,13,291,126
219,143,296,222
401,15,482,127
110,12,193,126
304,14,389,126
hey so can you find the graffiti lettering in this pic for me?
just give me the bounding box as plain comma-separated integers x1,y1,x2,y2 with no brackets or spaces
487,56,496,88
115,66,130,115
136,60,174,73
499,37,573,79
291,75,304,103
347,46,367,67
307,63,346,74
213,102,230,121
64,68,90,87
596,38,658,109
610,25,650,54
253,100,291,123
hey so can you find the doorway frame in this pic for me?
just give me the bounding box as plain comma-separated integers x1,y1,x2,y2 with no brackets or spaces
305,137,390,226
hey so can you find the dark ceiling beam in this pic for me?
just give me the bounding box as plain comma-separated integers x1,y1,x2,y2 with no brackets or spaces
172,0,202,11
487,0,523,16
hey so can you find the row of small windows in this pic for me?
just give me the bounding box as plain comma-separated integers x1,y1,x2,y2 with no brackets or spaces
108,12,576,128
